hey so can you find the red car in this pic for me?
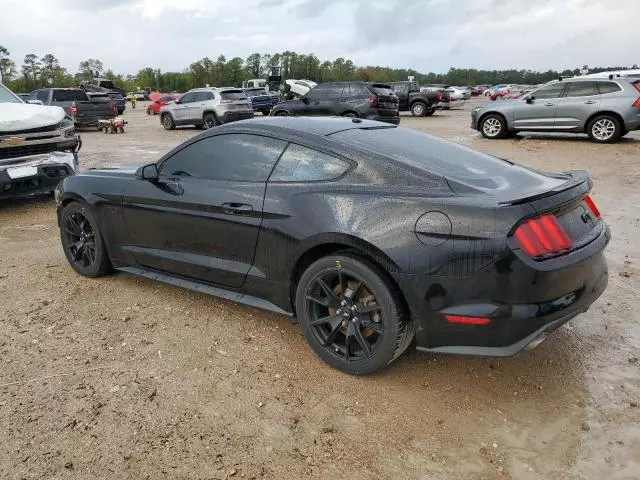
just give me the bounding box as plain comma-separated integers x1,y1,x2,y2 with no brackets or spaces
146,95,177,115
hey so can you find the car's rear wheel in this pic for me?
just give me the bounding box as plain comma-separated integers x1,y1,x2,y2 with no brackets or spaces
275,110,289,116
410,102,427,117
203,112,218,129
480,114,507,139
60,202,112,278
161,113,175,130
587,115,621,143
295,254,414,375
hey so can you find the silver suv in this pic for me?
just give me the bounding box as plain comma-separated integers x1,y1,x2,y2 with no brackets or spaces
471,77,640,143
160,87,254,130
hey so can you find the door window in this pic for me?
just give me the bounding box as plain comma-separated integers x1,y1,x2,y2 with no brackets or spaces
393,84,408,94
565,82,596,97
192,91,210,102
179,92,196,104
531,83,566,99
349,84,368,98
305,85,327,101
269,143,351,182
160,134,287,182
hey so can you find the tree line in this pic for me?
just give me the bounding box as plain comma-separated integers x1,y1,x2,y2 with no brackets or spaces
1,45,637,94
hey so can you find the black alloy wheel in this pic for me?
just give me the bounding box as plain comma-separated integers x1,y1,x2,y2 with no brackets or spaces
60,202,112,277
296,254,414,374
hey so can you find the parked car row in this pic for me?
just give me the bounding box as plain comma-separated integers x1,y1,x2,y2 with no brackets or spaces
26,88,117,128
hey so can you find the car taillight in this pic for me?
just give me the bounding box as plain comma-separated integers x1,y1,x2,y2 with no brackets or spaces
514,214,573,258
445,314,490,325
584,194,601,218
70,102,78,117
632,98,640,108
436,91,443,101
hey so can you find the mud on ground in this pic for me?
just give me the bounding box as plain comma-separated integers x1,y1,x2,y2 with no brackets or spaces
1,101,639,480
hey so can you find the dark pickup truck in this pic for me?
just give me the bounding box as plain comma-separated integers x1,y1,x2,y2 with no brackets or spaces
389,81,449,117
27,88,116,128
243,87,273,115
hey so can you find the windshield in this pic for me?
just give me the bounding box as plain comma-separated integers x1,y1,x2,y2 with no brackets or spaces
0,83,23,103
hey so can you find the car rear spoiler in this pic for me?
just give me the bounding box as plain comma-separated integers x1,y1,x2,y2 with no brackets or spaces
498,170,591,206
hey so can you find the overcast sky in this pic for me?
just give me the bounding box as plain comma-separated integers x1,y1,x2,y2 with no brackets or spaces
1,0,637,75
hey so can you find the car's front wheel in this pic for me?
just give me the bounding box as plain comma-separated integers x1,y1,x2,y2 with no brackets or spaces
480,114,507,139
275,110,289,116
587,114,621,143
161,113,175,130
295,254,414,375
60,202,112,278
410,101,427,117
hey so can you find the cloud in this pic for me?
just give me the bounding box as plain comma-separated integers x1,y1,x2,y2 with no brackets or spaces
0,0,637,76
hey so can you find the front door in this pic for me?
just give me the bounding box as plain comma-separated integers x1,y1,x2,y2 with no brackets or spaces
554,81,600,130
513,82,567,130
171,91,196,122
121,133,287,288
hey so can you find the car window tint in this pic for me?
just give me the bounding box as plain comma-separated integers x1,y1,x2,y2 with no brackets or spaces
566,82,596,97
52,90,89,102
393,84,408,94
330,127,565,193
270,143,350,182
326,84,344,98
36,90,49,103
349,84,368,98
531,83,565,99
596,81,622,94
179,92,195,103
369,84,394,96
220,90,247,100
160,134,287,182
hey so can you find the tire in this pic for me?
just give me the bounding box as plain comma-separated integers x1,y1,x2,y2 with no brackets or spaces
410,101,427,117
342,112,358,118
587,114,621,143
162,113,175,130
425,107,436,117
60,201,112,278
496,94,503,100
480,114,507,139
275,110,289,117
260,110,271,116
203,112,218,129
295,254,415,375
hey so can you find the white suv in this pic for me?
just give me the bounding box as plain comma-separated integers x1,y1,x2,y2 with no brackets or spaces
160,87,254,130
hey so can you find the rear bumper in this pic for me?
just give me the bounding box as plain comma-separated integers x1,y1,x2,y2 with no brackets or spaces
0,151,78,199
220,111,254,124
395,225,610,356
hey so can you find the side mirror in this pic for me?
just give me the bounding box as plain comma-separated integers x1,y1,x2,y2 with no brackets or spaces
27,99,43,105
135,163,159,181
526,96,535,104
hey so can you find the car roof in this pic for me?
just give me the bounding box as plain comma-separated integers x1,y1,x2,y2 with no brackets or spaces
198,116,396,140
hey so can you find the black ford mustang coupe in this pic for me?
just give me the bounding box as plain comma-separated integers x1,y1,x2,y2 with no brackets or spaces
56,117,609,374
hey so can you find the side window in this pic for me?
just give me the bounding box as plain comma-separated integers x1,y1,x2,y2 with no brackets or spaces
206,92,215,100
193,92,208,102
269,143,351,182
532,83,566,99
349,84,368,98
340,84,351,99
595,81,622,94
28,90,39,101
566,82,596,97
160,134,287,182
327,83,344,99
394,84,408,94
179,92,196,103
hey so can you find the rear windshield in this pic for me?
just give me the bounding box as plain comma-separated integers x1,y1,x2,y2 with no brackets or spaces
220,90,247,100
98,80,116,89
368,84,394,95
52,89,89,102
330,127,565,192
108,93,124,99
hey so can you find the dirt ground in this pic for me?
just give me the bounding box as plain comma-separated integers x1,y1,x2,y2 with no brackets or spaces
1,100,639,480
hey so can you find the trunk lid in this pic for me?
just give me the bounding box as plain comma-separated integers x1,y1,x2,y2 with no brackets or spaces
368,84,399,114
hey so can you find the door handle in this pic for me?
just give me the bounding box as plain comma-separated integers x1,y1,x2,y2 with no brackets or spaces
222,202,253,214
544,102,554,106
584,100,596,104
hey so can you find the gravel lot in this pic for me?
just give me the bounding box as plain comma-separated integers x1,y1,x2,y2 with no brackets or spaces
1,100,639,480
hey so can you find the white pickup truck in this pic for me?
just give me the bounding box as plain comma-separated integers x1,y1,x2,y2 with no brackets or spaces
0,83,80,200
